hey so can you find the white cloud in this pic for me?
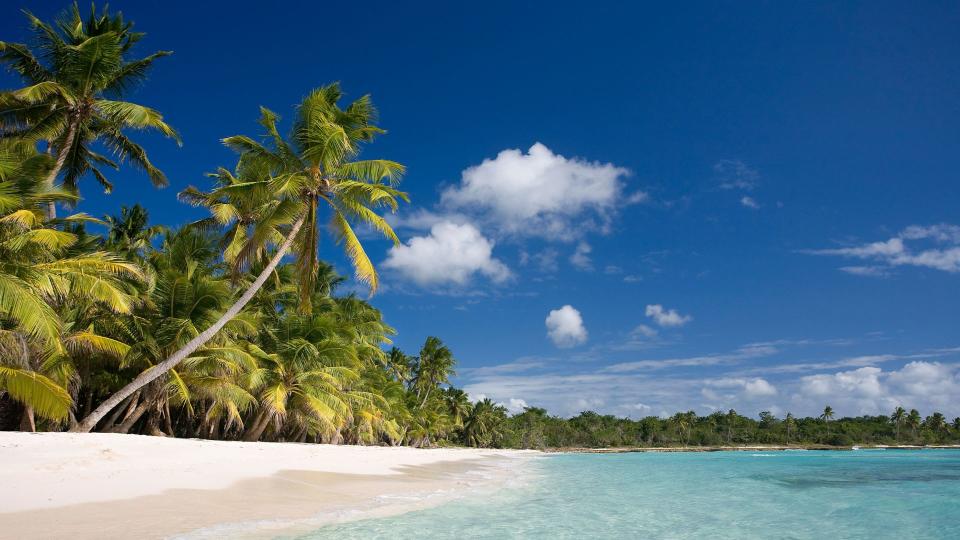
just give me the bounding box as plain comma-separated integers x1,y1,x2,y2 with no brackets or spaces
569,241,593,271
441,143,636,240
545,305,588,348
604,344,776,373
383,222,511,286
633,324,659,338
805,224,960,274
740,196,760,209
840,266,891,277
793,361,960,416
715,159,759,190
744,378,778,397
645,304,693,327
503,398,529,413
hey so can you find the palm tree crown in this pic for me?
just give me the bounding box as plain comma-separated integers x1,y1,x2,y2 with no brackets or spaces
0,2,179,204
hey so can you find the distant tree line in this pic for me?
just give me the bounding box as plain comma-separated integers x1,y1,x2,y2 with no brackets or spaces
492,405,960,449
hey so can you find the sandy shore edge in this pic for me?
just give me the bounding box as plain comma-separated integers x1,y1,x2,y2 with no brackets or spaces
0,432,536,539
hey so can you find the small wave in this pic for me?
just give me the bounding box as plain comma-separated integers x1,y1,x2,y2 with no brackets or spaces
751,453,777,457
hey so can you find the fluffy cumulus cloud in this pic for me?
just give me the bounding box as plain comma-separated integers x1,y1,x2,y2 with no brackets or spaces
545,305,588,348
441,143,638,240
794,361,960,416
645,304,693,327
806,224,960,274
382,222,511,286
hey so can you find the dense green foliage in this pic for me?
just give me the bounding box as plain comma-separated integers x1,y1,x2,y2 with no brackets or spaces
1,4,958,449
499,407,960,449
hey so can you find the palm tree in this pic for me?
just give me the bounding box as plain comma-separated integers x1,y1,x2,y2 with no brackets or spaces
820,405,834,423
384,347,412,383
953,417,960,432
0,142,142,428
411,336,456,408
725,409,738,444
891,406,906,442
103,204,164,259
784,412,796,441
907,409,922,441
925,412,947,437
242,313,361,442
443,387,472,429
72,84,406,432
463,398,507,447
0,4,180,216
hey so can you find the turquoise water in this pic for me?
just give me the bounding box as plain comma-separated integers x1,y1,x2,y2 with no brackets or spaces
302,450,960,539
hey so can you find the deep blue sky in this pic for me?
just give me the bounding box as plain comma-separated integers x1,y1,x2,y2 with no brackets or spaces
4,1,959,418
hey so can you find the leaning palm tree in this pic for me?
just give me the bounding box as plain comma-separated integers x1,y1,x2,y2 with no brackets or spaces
891,406,906,442
0,3,179,216
73,84,406,432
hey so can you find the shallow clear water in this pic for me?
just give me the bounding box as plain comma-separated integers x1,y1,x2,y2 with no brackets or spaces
302,450,960,539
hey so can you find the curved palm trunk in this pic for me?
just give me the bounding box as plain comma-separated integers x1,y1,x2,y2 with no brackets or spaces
43,120,79,220
71,216,306,433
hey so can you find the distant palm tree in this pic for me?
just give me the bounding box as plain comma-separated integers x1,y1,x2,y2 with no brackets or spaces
925,412,947,436
953,417,960,432
384,347,412,384
785,412,796,441
907,409,922,440
103,204,165,259
725,409,738,444
820,405,834,423
412,337,456,408
463,398,507,447
0,4,179,216
891,406,906,442
443,387,472,428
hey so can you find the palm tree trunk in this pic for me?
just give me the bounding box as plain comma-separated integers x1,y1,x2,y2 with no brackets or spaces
43,120,78,220
242,410,271,442
72,216,306,433
19,405,36,432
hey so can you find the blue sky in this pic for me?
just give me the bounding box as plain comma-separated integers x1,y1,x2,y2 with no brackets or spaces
4,1,960,418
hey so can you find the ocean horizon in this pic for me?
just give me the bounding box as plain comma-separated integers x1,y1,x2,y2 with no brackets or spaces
305,449,960,539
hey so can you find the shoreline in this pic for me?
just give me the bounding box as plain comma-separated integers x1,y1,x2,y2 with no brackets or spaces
0,432,534,539
545,444,960,454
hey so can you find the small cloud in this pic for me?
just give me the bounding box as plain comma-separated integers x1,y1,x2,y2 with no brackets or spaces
804,224,960,274
520,248,560,273
645,304,693,327
632,324,659,338
840,266,890,278
740,196,760,209
715,159,759,191
623,275,642,283
545,305,588,348
570,241,593,271
604,265,623,275
504,398,529,413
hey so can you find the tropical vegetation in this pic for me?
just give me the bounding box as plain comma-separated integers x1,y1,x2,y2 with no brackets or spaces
2,4,959,451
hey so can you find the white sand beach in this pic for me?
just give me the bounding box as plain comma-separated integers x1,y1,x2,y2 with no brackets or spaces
0,432,531,539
